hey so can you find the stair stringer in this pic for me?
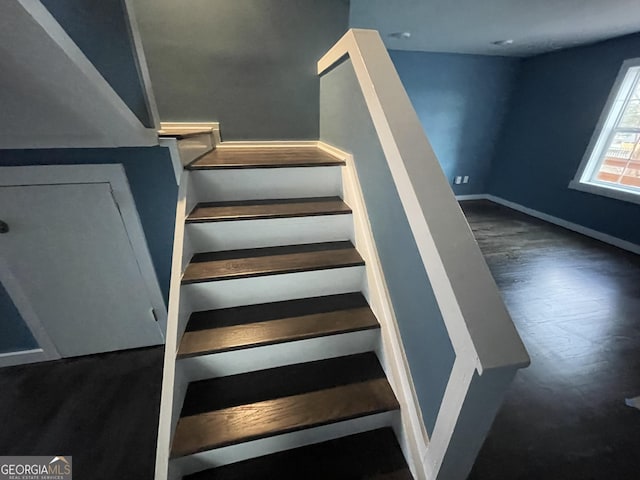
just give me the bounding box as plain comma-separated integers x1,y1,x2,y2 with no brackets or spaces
155,170,191,480
319,141,430,480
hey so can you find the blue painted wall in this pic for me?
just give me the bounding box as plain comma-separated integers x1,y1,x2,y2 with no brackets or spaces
390,50,521,195
320,58,455,433
0,281,38,354
488,33,640,245
0,147,177,304
133,0,349,140
41,0,153,127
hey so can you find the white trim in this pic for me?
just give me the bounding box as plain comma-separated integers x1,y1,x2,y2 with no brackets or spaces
158,123,319,150
0,349,42,358
0,350,47,368
122,0,161,129
160,122,219,131
215,140,319,149
319,142,428,479
0,258,61,368
155,171,190,480
160,122,221,146
422,357,476,478
453,194,487,201
0,165,168,334
318,29,529,373
484,194,640,255
571,58,640,202
569,179,640,206
316,141,349,161
12,1,157,147
457,193,640,255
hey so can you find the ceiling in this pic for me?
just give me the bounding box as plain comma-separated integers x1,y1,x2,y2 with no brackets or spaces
350,0,640,57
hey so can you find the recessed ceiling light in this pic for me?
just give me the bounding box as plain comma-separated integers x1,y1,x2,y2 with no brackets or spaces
492,39,514,46
389,32,411,39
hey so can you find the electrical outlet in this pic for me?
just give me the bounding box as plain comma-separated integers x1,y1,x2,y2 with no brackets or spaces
454,176,462,185
463,176,469,184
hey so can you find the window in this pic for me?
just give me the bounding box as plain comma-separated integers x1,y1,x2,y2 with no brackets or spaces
570,59,640,204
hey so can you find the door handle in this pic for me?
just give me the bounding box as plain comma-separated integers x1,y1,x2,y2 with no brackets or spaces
0,220,9,234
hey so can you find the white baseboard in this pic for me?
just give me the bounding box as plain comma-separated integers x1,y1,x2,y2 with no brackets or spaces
160,122,221,146
158,123,326,150
215,140,319,148
457,193,640,256
454,194,487,201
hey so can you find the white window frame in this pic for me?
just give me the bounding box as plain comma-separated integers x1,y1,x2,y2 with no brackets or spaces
569,58,640,205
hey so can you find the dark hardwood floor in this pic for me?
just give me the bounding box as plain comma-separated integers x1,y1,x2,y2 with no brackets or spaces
0,346,163,480
462,200,640,480
3,199,637,480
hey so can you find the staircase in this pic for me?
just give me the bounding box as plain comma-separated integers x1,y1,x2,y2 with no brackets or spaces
163,144,413,479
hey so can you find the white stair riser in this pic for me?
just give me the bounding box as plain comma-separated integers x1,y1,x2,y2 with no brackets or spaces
179,328,380,381
189,166,343,203
180,266,365,313
185,215,354,252
169,363,189,452
171,410,398,477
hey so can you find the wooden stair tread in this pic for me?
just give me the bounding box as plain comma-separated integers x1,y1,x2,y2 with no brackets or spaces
158,128,212,139
172,380,398,457
183,427,413,480
180,353,386,416
178,293,378,358
172,354,399,458
182,241,363,284
186,197,351,223
187,146,345,169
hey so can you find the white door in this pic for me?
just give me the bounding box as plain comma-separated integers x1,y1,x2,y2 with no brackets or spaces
0,181,164,358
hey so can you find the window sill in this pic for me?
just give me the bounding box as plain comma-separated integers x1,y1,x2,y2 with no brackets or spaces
569,179,640,206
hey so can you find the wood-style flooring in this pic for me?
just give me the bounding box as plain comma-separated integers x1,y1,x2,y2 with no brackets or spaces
0,346,163,480
462,200,640,480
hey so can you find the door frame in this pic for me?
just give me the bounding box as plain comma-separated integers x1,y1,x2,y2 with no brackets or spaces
0,165,168,356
